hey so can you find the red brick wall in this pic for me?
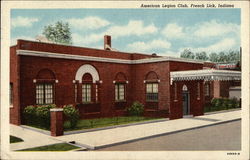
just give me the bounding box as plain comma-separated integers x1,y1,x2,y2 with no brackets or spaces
170,80,204,119
11,40,206,124
17,40,153,60
10,46,21,125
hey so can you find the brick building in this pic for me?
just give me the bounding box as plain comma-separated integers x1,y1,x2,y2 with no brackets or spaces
9,35,241,125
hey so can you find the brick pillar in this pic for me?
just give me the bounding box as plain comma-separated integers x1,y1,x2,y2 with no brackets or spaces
50,108,64,136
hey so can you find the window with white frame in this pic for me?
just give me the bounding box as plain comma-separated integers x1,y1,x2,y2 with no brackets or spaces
82,84,91,103
146,83,158,101
205,83,210,96
36,83,54,104
115,83,125,101
10,83,13,105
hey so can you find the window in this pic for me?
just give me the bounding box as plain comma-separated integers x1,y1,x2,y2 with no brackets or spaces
146,83,158,101
205,83,210,96
96,85,99,102
10,83,13,105
115,84,125,101
36,83,54,104
82,84,91,103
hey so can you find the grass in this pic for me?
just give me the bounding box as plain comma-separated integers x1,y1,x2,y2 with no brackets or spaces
64,116,160,131
19,143,80,151
10,135,23,143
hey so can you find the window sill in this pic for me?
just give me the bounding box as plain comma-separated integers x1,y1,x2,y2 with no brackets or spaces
10,105,13,108
115,100,126,103
174,100,178,102
146,101,158,102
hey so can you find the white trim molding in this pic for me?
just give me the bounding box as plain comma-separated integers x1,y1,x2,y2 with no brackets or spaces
50,108,63,112
17,49,204,64
170,69,241,83
75,64,100,83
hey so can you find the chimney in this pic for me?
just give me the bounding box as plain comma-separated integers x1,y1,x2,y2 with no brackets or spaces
104,35,111,50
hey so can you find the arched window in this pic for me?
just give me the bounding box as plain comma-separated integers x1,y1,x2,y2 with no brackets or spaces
82,73,92,103
145,71,159,102
182,85,188,91
114,72,127,102
75,64,100,104
35,69,56,105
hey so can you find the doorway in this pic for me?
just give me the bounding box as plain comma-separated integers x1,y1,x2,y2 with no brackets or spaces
182,85,190,115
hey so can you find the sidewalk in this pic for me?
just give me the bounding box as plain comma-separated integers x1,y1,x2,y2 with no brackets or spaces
10,109,241,151
10,124,63,151
55,109,241,150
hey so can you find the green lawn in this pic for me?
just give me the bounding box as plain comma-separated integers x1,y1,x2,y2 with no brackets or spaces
64,116,160,131
10,135,23,143
19,143,80,151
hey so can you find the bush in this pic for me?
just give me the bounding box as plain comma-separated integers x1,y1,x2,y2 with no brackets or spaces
23,104,56,129
127,101,144,116
209,97,240,112
63,105,79,129
23,105,37,125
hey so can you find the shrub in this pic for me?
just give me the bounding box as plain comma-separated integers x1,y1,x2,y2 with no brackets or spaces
36,105,55,129
63,105,79,129
23,105,37,124
222,98,229,109
127,101,144,116
215,98,223,109
23,104,56,129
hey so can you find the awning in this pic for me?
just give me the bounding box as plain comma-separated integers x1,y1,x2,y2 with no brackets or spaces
170,69,241,83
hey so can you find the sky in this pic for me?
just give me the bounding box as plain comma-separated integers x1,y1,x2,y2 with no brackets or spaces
11,9,240,57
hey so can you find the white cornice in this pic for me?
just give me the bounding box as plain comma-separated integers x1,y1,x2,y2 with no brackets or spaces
16,49,204,64
170,69,241,81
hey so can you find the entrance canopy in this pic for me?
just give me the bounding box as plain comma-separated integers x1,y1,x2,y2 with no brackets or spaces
170,69,241,83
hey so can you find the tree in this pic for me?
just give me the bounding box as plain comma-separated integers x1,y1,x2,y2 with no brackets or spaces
209,52,219,62
42,21,72,45
218,52,227,62
195,51,209,61
180,49,195,59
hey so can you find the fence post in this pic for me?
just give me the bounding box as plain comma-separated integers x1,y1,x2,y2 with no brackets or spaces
50,108,64,136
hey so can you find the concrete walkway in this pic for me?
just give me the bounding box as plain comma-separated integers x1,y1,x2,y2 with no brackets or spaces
10,124,63,151
10,109,241,151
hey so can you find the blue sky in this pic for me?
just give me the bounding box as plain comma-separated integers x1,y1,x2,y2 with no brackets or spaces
11,9,240,57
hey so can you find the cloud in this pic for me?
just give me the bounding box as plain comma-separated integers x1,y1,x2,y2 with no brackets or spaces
193,20,240,38
72,33,102,46
162,23,185,39
73,20,158,45
67,16,110,30
181,38,237,54
105,20,158,38
11,36,35,45
127,39,171,52
11,16,39,28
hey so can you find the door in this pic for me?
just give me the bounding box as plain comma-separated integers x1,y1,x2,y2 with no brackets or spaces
182,92,189,115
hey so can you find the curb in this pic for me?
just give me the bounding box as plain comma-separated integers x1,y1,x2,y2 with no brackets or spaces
93,118,241,150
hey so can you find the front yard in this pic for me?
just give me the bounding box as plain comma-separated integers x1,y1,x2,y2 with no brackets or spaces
18,143,80,151
10,135,23,143
64,116,160,131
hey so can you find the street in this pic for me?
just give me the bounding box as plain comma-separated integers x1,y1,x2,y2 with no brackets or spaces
96,120,241,151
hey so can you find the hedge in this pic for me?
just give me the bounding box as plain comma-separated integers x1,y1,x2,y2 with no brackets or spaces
205,97,240,112
23,104,79,130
